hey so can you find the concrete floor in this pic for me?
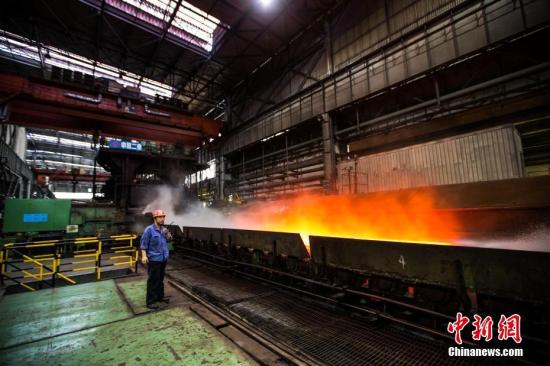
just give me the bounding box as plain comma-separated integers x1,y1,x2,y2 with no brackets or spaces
0,277,257,366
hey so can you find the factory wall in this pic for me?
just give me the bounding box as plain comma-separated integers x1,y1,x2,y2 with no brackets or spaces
332,0,466,71
237,0,468,124
337,125,524,194
1,124,27,160
213,0,549,200
222,0,550,155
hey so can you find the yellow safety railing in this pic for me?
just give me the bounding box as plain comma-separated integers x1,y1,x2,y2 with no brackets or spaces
105,235,138,273
21,254,77,290
71,238,101,281
0,234,138,291
0,248,5,277
1,245,74,291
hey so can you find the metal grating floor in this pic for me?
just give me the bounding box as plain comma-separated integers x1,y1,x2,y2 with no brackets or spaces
230,293,488,366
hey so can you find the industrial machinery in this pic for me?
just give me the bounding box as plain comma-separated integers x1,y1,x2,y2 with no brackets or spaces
0,198,145,293
96,145,198,212
1,198,128,242
178,225,550,364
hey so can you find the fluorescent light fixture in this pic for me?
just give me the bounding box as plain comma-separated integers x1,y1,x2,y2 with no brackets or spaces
261,129,287,142
27,133,93,148
28,150,88,159
52,192,94,199
26,159,105,170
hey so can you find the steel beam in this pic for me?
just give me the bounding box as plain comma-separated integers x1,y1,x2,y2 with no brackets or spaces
32,169,110,182
0,74,222,145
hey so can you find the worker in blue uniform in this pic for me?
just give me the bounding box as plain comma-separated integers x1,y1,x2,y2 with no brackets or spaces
140,209,172,310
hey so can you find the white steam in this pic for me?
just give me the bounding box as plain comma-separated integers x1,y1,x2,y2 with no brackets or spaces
456,227,550,252
143,185,550,252
142,185,235,228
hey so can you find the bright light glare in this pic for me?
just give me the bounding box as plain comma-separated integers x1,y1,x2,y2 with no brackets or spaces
259,0,273,7
52,192,94,200
109,0,220,52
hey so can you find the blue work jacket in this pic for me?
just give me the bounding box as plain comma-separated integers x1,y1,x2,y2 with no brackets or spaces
140,224,169,262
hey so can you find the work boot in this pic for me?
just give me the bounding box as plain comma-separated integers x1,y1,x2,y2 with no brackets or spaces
146,303,160,310
159,297,170,304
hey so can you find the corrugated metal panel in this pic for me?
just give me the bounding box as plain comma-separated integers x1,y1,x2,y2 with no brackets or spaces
324,82,336,111
390,0,458,32
311,89,324,116
387,49,407,83
337,126,524,193
428,19,456,66
224,0,546,155
281,106,291,130
455,4,486,55
351,64,368,99
290,100,301,125
486,0,524,43
524,0,550,28
301,95,313,120
405,34,429,75
333,0,464,70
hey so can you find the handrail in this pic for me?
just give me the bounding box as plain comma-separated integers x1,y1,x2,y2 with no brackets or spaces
1,234,139,291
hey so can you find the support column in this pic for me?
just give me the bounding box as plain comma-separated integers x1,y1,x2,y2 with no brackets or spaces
225,96,232,129
321,113,336,193
325,20,334,76
92,157,97,201
216,153,225,201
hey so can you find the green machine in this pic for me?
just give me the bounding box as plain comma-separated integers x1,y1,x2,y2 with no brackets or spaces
70,206,126,236
1,199,129,238
2,199,72,233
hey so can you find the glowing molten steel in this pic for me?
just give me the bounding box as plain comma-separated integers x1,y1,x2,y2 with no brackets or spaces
233,192,460,252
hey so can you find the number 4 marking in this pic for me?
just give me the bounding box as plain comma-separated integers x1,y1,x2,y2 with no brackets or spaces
398,255,406,270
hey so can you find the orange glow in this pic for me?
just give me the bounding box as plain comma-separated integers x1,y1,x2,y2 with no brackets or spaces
232,192,461,253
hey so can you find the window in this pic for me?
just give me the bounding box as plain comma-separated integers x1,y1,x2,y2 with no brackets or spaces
105,0,222,52
0,30,174,97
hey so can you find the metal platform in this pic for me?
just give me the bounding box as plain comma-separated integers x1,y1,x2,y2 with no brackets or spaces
0,278,257,366
166,257,487,366
230,294,482,366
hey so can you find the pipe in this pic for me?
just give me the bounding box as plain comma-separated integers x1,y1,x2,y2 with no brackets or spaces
239,183,323,198
231,148,324,175
229,137,323,170
336,61,550,135
238,156,324,180
235,172,324,192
